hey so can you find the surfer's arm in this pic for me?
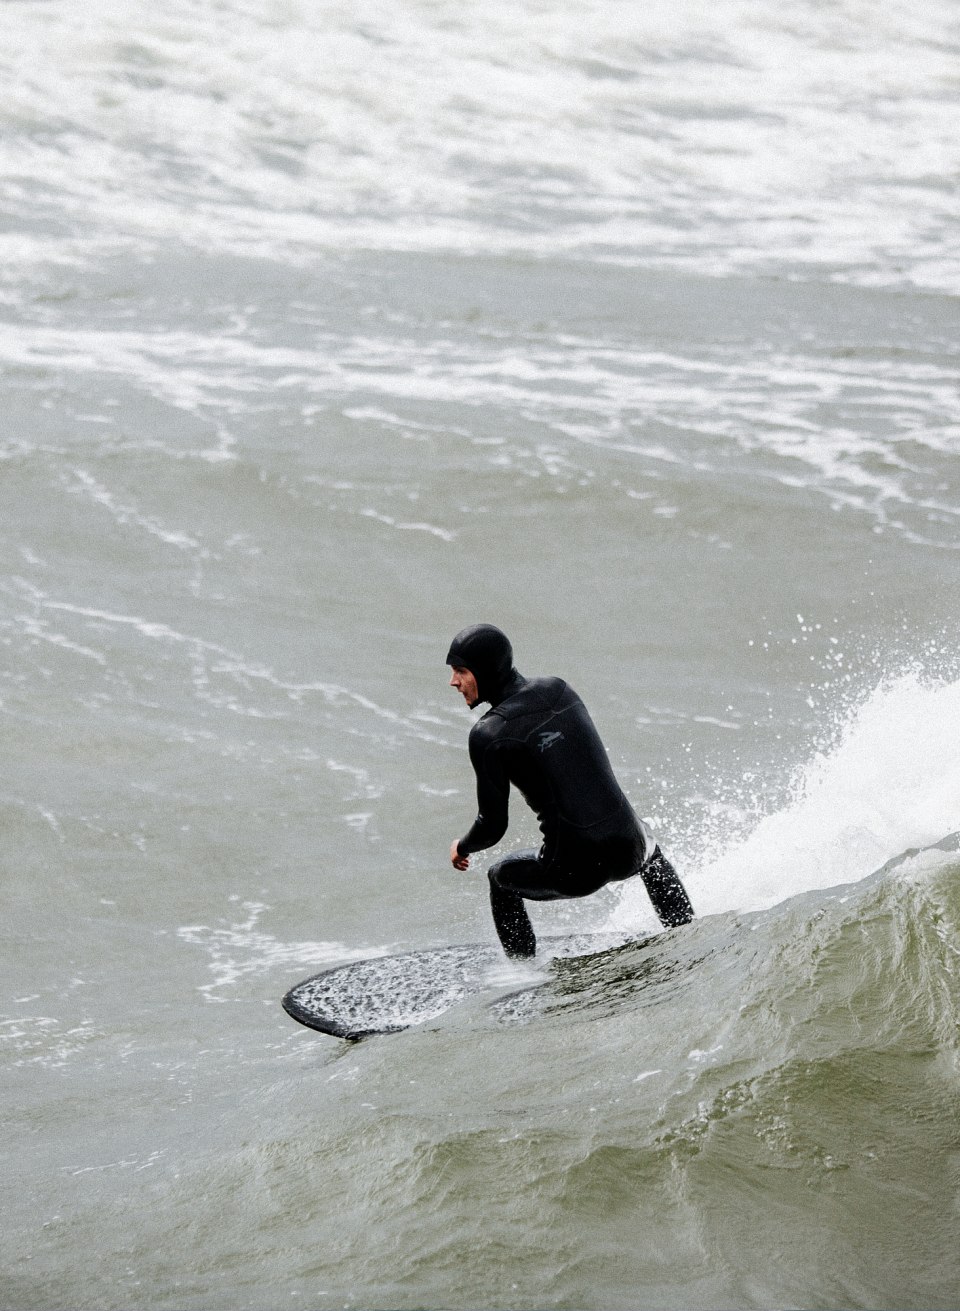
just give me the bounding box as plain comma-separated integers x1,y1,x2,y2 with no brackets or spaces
456,726,510,857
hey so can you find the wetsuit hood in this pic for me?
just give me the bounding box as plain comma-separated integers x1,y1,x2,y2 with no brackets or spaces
446,624,519,708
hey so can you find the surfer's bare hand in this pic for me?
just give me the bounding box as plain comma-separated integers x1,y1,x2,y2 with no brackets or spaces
450,840,470,871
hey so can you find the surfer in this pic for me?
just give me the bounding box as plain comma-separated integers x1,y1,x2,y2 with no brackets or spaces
447,623,694,958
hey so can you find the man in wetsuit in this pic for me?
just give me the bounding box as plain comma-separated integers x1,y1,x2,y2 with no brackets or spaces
447,623,694,958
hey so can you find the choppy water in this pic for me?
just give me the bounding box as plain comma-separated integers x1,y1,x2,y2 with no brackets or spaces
2,2,960,1308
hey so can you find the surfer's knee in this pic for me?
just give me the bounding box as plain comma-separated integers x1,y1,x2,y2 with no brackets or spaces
487,850,538,892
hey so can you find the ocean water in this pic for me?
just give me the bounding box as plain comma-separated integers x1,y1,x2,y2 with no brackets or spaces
2,1,960,1308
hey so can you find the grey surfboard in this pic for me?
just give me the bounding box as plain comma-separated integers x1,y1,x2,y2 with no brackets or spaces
281,932,632,1040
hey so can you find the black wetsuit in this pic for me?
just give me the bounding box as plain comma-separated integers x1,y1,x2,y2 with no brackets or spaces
448,626,693,957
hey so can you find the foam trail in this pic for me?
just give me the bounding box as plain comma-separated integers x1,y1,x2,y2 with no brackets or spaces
616,674,960,927
176,901,384,1002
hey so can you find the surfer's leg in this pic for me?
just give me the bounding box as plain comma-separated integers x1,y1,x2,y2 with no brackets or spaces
487,850,562,958
488,881,538,958
640,847,694,926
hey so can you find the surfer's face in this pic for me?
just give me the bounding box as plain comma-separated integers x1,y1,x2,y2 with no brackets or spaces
449,665,479,708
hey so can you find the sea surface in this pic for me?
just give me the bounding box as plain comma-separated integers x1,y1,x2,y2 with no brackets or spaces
2,2,960,1308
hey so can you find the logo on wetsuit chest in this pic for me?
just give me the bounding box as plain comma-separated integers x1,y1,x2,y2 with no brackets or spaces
537,730,564,753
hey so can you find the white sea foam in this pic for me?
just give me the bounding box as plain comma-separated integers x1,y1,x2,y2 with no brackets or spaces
5,307,954,550
1,0,957,290
176,900,382,1001
617,673,960,928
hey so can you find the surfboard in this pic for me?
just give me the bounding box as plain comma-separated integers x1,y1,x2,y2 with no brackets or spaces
281,932,630,1040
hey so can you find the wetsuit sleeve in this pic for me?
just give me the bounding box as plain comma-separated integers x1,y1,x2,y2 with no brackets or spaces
457,721,510,856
